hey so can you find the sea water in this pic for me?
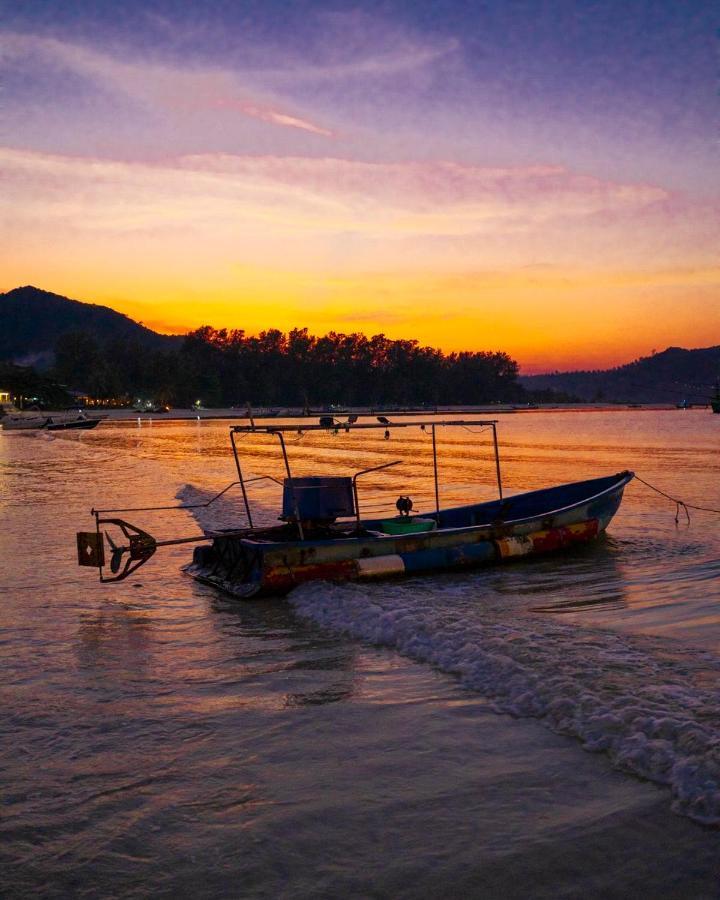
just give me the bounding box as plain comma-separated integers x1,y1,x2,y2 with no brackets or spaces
1,411,719,897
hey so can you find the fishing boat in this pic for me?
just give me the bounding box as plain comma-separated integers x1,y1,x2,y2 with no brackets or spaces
76,418,634,598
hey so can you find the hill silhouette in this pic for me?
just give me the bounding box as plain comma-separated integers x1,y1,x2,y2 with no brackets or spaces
3,286,717,405
0,285,525,406
521,346,720,404
0,285,180,366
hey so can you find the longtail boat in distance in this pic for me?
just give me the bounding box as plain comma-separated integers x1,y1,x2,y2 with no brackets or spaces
2,410,104,431
76,418,633,598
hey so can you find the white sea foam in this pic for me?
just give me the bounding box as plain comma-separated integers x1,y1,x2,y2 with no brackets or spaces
178,482,278,532
288,579,720,825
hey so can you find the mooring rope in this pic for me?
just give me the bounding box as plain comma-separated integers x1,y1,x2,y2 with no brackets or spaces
634,474,720,524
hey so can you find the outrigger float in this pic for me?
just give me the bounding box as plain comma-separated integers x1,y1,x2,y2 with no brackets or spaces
76,418,634,598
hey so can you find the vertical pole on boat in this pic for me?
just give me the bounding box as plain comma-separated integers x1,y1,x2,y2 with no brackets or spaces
230,429,254,528
431,424,440,520
94,507,103,580
275,432,305,541
491,423,503,500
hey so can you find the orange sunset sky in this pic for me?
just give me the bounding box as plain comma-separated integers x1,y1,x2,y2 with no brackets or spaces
1,4,718,373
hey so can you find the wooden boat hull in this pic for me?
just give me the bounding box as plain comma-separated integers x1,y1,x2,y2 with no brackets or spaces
185,471,634,599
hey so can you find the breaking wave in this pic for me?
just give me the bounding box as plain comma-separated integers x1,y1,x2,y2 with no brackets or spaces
289,578,720,825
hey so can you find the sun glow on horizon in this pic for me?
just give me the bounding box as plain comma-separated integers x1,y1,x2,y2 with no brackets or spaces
9,258,717,374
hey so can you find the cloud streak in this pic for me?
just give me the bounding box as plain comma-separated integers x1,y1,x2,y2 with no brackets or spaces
0,32,336,137
209,98,333,136
0,147,676,242
5,145,717,354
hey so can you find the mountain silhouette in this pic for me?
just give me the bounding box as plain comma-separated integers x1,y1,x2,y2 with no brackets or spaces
0,285,180,366
521,346,720,403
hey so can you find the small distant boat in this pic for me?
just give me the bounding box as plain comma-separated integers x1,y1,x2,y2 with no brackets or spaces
133,402,171,414
1,410,103,431
76,418,633,598
676,399,693,410
307,405,349,416
1,412,49,430
45,415,102,431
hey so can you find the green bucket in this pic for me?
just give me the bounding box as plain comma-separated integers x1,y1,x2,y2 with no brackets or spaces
379,517,437,535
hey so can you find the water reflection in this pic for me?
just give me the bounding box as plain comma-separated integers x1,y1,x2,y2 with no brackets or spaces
76,602,151,671
205,589,361,707
283,684,355,707
523,537,629,614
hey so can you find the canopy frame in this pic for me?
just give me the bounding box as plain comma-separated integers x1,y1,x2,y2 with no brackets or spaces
229,418,503,537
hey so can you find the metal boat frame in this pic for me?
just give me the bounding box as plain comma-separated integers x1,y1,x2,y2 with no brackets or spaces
228,418,503,540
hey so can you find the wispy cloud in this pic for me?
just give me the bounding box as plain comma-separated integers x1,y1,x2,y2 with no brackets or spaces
209,98,332,136
254,10,460,86
267,41,458,82
0,147,677,245
0,31,336,137
0,12,463,144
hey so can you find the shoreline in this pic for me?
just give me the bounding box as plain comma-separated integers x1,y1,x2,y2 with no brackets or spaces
20,402,685,423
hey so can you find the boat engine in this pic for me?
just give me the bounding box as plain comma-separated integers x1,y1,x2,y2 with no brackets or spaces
282,476,355,526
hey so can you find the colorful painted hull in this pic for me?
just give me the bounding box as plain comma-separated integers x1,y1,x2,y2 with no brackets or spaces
185,471,634,599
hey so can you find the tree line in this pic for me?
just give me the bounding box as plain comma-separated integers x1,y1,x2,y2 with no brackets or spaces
4,326,555,408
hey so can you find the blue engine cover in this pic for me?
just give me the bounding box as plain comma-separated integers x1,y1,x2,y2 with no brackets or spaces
282,477,355,521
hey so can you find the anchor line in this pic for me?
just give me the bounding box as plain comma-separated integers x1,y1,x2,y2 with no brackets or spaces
633,475,720,524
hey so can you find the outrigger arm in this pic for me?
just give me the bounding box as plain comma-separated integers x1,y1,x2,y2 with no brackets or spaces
77,517,156,583
77,514,239,583
75,479,264,583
